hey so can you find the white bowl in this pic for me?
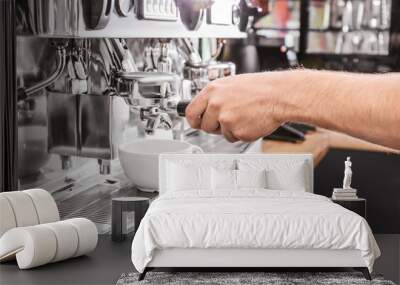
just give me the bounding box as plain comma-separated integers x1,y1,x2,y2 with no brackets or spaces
119,139,203,192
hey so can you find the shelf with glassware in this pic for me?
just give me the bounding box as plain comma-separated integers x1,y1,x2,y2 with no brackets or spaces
306,30,390,55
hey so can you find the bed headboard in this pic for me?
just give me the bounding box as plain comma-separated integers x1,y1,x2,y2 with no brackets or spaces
159,154,314,194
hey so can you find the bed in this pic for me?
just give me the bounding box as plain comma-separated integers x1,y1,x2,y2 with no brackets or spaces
131,154,380,281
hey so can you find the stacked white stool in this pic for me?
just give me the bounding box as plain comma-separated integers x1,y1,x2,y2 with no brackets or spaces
0,189,98,269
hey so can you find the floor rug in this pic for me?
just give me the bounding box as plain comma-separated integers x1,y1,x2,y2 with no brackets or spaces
116,271,396,285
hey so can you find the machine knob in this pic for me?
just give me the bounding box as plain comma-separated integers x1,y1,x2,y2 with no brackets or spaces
82,0,114,30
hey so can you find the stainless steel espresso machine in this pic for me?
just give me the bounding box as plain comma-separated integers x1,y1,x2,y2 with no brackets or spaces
4,0,261,232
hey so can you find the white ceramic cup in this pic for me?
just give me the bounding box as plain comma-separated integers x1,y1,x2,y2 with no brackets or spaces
119,139,203,192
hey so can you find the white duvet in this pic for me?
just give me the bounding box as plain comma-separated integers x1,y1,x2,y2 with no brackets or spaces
131,190,380,273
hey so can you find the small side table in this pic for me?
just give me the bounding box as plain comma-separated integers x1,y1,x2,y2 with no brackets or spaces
112,197,150,242
331,198,367,219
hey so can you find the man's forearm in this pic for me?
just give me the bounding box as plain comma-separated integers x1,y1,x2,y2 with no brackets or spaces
185,69,400,148
275,70,400,149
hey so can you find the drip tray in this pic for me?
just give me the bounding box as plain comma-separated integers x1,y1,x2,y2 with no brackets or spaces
57,183,156,234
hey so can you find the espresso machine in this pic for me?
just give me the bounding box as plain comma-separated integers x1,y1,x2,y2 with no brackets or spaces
2,0,261,231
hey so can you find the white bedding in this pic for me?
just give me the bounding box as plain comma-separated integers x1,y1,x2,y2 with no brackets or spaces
131,190,380,273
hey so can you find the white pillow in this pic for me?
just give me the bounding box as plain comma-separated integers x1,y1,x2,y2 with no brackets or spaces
238,159,308,191
266,165,306,191
167,162,212,192
211,168,237,190
236,169,267,189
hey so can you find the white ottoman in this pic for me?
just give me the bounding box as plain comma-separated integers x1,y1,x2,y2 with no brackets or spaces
0,189,98,269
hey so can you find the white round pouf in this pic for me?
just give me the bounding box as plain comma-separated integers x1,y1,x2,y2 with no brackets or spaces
42,221,79,262
23,189,60,224
0,188,98,269
1,192,39,227
0,196,17,237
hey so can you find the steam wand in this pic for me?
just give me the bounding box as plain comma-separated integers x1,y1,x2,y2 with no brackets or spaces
17,41,67,101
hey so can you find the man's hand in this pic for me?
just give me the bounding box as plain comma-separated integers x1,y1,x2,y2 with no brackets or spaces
186,69,400,150
186,73,289,142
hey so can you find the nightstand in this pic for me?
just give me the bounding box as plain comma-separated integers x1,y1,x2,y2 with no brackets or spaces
331,198,367,219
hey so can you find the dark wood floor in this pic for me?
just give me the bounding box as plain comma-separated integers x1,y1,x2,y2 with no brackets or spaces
0,235,398,285
0,235,133,285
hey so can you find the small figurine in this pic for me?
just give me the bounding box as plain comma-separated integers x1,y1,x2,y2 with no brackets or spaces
342,157,353,189
332,157,357,199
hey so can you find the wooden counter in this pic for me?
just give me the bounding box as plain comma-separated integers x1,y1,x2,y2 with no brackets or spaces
262,128,399,166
